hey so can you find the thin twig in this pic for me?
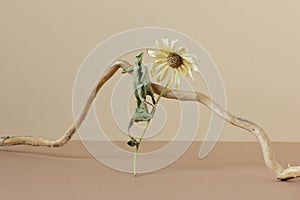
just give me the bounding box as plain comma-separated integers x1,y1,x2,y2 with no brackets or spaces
0,60,299,180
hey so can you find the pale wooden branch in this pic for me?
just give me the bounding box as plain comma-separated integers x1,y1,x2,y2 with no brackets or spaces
0,60,126,147
151,84,300,181
0,60,299,181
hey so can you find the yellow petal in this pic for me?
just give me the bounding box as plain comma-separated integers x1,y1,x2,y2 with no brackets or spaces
190,63,200,73
153,59,167,67
170,39,178,52
183,63,194,81
183,57,199,72
152,62,166,76
180,64,189,76
148,49,168,58
173,70,177,88
161,67,170,82
183,55,196,64
156,65,169,82
179,65,187,76
162,36,169,50
169,70,175,88
154,59,167,65
176,46,187,55
152,63,167,75
174,69,180,89
155,39,161,49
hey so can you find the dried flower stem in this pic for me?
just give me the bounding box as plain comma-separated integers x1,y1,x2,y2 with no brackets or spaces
0,60,299,180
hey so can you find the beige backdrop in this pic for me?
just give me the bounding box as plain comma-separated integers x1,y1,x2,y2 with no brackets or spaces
0,0,300,142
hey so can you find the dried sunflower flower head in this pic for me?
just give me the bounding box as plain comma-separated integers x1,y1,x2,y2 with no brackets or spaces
148,36,200,89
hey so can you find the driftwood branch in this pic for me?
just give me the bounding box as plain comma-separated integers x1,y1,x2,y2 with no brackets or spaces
0,60,299,181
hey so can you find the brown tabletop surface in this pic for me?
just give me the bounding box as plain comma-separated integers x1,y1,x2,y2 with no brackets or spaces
0,141,299,200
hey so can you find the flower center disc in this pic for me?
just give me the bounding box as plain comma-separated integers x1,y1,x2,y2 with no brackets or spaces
167,53,183,68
